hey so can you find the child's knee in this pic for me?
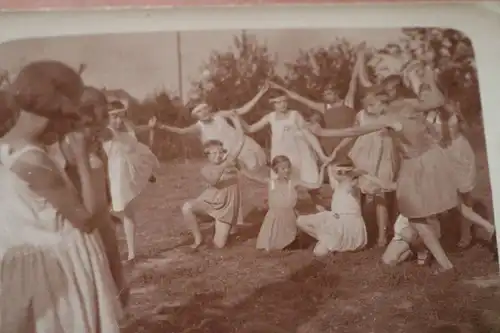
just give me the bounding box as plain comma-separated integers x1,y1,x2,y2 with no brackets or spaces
182,201,194,214
313,242,330,257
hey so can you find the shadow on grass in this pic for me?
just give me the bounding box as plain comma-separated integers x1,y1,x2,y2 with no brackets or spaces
121,259,340,333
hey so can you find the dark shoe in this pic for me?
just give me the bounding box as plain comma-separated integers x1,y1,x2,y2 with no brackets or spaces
149,175,157,183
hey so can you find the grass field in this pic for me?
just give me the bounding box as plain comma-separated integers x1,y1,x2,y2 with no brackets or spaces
117,139,500,333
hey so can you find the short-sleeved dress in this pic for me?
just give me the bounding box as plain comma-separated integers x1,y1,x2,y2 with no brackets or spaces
349,109,399,188
426,111,477,194
386,101,459,219
256,179,298,250
297,177,367,253
0,143,122,333
269,110,319,184
193,162,241,226
198,115,267,171
103,127,159,212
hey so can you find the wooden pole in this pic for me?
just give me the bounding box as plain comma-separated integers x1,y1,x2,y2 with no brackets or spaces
177,31,183,103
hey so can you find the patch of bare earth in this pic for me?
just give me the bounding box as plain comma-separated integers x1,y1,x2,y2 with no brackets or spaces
117,146,499,333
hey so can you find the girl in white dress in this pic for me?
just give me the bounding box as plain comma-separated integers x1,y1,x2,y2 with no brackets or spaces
297,158,395,256
153,84,269,225
0,61,121,333
100,97,159,262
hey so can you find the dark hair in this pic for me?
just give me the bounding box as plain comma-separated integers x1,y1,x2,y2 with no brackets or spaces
333,156,354,168
80,86,109,126
271,155,291,172
10,60,84,120
203,140,226,154
0,91,20,138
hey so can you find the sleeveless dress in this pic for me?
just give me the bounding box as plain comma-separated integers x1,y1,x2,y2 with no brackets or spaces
269,111,319,184
349,110,399,188
102,127,159,212
256,179,298,250
321,103,357,154
426,112,477,194
198,115,266,171
297,179,367,252
196,162,241,225
386,101,459,219
0,144,122,333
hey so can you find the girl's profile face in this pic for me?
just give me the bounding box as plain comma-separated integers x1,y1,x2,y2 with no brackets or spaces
205,145,225,164
274,160,292,179
364,95,384,115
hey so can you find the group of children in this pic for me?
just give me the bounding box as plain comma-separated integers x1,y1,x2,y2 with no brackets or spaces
150,44,496,276
0,41,497,332
0,60,159,332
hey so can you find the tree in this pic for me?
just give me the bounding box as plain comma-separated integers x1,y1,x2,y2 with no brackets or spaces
283,38,367,113
129,90,200,160
189,32,278,148
399,28,480,124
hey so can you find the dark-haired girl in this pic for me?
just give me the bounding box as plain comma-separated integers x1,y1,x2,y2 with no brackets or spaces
181,112,245,250
246,156,328,251
0,60,121,333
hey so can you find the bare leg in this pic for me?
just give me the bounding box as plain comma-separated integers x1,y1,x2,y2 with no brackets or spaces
296,216,320,240
411,217,453,271
375,194,389,247
213,220,232,248
458,217,472,248
459,203,495,235
382,239,413,266
123,205,137,261
313,241,330,257
181,201,203,249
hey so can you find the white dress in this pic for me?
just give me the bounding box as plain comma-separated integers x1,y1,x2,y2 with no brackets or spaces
198,115,266,171
297,177,367,253
103,127,159,212
0,144,122,333
269,111,319,184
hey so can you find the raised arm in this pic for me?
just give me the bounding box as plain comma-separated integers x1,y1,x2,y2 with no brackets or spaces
219,82,270,117
269,81,325,114
223,114,246,165
240,114,270,134
343,43,366,109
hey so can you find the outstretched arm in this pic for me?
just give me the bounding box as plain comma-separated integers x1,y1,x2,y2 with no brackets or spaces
157,122,199,135
269,81,325,114
343,43,366,109
240,114,270,133
219,82,270,117
310,120,397,138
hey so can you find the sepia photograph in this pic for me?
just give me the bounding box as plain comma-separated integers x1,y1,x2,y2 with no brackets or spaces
0,24,498,333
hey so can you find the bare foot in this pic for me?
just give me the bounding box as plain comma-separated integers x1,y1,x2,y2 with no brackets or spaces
316,205,326,212
457,236,472,249
190,239,203,250
431,266,456,277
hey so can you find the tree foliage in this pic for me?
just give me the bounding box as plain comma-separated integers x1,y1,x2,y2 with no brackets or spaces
126,28,482,161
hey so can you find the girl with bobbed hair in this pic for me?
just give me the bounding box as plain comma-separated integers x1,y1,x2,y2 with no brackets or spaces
0,60,122,333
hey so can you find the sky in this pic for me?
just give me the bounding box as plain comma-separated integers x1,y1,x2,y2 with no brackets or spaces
0,28,404,101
